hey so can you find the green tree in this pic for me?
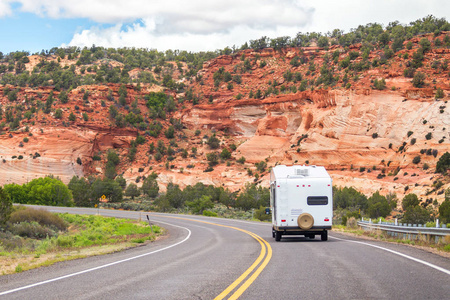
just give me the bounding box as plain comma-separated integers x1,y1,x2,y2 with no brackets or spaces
402,205,431,224
90,178,123,203
0,187,13,226
25,176,74,206
402,193,420,211
367,191,391,218
165,182,185,208
125,183,140,199
68,176,92,207
333,186,368,210
235,183,269,211
141,174,159,198
115,176,127,189
439,194,450,223
436,152,450,174
3,183,28,204
105,150,120,179
185,195,214,214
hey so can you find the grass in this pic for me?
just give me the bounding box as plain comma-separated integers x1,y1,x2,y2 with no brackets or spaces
0,210,162,276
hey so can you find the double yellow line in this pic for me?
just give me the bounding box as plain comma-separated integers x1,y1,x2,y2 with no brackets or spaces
162,216,272,300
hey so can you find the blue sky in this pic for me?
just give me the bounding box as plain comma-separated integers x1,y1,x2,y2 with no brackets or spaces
0,0,449,55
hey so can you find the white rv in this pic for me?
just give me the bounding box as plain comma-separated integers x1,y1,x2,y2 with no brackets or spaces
270,165,333,241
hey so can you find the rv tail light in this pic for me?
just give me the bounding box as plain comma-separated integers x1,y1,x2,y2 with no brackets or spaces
324,218,330,222
281,219,286,222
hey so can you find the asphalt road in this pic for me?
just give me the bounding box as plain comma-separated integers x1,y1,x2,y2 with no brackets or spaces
1,206,449,299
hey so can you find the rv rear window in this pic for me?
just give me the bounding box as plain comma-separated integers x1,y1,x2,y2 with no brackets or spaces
307,196,328,205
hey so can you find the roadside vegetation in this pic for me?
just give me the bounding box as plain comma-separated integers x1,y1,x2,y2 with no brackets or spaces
0,205,161,275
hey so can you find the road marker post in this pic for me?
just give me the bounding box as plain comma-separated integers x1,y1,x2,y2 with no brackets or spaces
146,215,154,234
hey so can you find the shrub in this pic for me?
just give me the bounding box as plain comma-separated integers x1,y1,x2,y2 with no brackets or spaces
203,210,218,217
435,88,445,99
10,221,58,239
9,207,67,231
373,78,386,90
206,134,220,149
412,72,426,88
425,132,432,140
220,148,231,160
237,156,246,164
412,156,421,164
346,217,358,229
54,109,63,119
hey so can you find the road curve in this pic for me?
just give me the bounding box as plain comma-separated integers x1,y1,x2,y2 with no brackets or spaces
1,206,449,299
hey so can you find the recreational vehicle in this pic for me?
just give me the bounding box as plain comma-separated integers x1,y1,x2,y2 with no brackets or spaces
270,165,333,241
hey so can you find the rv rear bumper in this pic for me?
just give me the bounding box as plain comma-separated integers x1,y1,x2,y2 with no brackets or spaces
274,226,331,234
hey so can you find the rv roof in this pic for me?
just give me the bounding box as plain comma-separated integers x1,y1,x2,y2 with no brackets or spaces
271,165,330,179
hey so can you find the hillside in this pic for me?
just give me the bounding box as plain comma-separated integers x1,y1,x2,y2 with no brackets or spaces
0,16,449,205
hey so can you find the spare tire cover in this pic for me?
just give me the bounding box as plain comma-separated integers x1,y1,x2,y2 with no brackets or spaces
297,213,314,229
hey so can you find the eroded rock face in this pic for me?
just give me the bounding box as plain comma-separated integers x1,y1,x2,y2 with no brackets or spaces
0,39,449,202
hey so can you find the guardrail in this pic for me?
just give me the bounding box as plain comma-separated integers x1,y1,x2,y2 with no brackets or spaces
357,219,450,243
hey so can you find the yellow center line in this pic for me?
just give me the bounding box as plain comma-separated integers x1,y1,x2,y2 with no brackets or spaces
157,215,272,300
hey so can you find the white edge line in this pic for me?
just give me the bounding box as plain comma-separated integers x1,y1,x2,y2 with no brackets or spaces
0,220,191,296
330,236,450,276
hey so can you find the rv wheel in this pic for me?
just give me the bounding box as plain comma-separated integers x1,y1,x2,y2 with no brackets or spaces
321,231,328,241
275,231,282,242
272,228,275,238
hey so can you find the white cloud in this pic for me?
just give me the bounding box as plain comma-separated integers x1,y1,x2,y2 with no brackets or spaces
3,0,450,52
0,0,14,17
15,0,313,33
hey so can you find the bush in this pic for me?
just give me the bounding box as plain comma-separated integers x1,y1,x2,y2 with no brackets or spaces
206,134,220,149
9,207,67,231
203,210,218,217
10,221,58,239
412,72,426,88
435,88,445,99
346,217,358,229
412,156,421,164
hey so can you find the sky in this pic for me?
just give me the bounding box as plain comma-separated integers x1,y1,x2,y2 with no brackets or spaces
0,0,449,54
